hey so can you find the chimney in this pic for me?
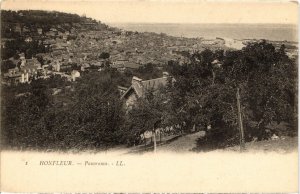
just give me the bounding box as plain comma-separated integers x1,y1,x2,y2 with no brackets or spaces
132,76,142,85
25,73,29,82
21,73,25,83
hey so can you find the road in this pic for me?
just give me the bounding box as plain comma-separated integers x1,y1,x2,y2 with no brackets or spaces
157,131,206,153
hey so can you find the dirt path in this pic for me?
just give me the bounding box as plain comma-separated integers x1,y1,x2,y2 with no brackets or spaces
157,131,205,153
107,132,297,155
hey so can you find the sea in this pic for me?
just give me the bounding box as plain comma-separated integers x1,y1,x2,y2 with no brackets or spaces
109,23,298,42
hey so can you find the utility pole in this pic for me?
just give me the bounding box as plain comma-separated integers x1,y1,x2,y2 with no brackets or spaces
160,129,162,143
153,128,157,153
236,87,246,151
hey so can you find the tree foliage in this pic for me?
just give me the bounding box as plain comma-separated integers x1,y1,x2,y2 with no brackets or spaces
1,40,297,151
164,40,297,150
2,70,127,150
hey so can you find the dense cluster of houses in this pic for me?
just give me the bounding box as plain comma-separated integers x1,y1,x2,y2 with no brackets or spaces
3,52,81,85
2,13,233,87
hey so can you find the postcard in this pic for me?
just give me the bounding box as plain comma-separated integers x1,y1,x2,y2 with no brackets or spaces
0,0,298,193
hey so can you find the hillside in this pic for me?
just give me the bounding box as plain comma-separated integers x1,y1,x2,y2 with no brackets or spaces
1,10,228,67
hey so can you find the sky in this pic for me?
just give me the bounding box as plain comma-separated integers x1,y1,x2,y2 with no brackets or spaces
1,0,298,24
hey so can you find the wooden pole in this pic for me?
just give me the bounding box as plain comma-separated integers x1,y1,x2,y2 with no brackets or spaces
153,128,157,153
236,87,246,151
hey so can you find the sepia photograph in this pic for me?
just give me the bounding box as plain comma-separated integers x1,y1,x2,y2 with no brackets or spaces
0,0,298,193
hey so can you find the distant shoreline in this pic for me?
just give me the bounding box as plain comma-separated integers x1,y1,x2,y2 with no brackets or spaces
109,22,297,26
109,23,298,42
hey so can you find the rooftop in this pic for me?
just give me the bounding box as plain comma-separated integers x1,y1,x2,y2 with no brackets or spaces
122,76,169,99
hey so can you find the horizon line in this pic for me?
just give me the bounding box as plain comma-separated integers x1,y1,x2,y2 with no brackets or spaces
108,22,297,25
2,8,297,26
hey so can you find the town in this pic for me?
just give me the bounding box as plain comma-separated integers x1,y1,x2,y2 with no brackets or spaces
3,10,297,87
1,10,298,153
1,10,223,86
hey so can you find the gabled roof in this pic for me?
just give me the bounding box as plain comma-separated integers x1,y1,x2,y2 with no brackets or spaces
20,58,41,73
20,66,38,73
43,39,56,45
142,77,168,91
26,58,41,67
121,76,169,99
4,72,22,78
111,63,124,69
124,62,140,69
